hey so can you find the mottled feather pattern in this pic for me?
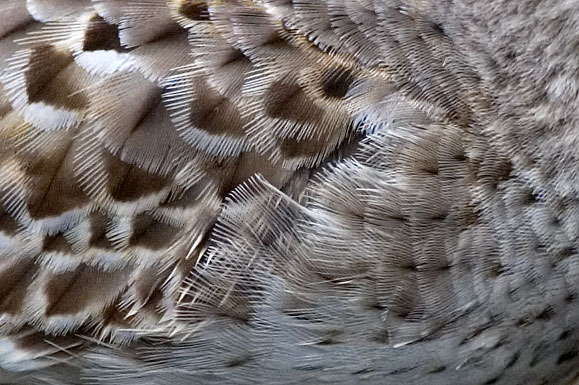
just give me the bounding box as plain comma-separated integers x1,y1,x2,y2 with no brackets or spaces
0,0,579,384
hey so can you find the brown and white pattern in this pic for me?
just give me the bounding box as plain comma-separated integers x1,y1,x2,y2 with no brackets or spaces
1,0,579,384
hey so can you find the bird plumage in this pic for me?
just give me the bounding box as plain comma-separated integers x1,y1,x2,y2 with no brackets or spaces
1,0,579,384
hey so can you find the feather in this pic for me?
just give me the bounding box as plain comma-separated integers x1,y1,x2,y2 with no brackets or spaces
0,1,34,39
1,1,579,384
25,0,92,22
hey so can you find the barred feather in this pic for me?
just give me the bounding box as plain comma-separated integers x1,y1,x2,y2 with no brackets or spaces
1,1,579,384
